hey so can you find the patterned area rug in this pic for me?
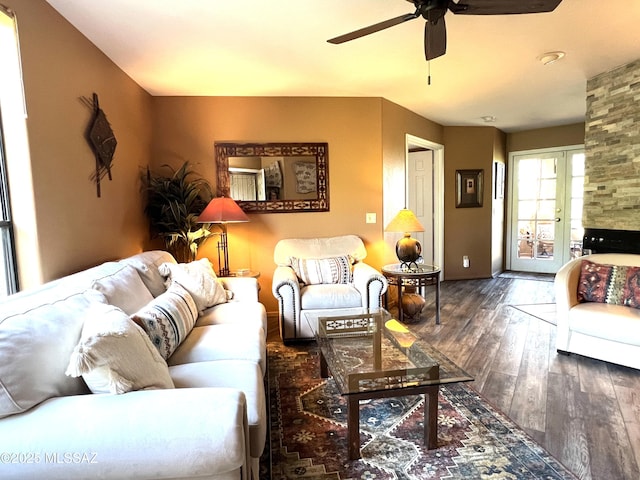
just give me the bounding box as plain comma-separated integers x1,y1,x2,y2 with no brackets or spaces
262,342,576,480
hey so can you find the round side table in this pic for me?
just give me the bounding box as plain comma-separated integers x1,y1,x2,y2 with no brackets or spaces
382,263,441,324
227,270,260,279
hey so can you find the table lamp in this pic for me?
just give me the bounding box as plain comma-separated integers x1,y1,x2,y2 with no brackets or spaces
197,196,249,276
385,208,425,269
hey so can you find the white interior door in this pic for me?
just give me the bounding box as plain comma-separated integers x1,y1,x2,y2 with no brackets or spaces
408,149,434,265
406,134,444,275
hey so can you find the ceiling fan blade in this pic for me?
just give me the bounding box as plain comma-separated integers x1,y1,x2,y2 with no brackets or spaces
424,14,446,61
449,0,563,15
328,12,419,44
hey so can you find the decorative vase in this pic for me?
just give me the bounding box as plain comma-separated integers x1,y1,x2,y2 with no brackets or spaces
401,293,425,322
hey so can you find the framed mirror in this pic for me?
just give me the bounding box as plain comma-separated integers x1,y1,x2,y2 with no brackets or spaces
215,142,329,213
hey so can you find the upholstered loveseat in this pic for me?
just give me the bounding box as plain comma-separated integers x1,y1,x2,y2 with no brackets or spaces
555,253,640,369
0,250,267,480
272,235,388,342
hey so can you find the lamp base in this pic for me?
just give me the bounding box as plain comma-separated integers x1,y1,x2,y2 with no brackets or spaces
216,226,230,277
396,233,422,269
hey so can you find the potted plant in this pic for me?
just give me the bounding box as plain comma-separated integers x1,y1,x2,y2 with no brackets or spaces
142,162,213,263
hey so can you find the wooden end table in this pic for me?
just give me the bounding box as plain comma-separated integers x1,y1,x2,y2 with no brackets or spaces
382,264,441,324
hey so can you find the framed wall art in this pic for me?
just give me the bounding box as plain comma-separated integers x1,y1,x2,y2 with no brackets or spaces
456,169,483,208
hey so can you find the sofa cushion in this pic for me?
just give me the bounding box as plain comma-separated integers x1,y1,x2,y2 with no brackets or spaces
0,292,98,419
120,250,177,297
290,255,353,285
300,284,362,309
578,260,640,308
569,302,640,346
66,303,174,394
169,360,266,458
168,325,266,374
197,302,268,334
159,258,227,312
92,263,154,315
131,283,198,360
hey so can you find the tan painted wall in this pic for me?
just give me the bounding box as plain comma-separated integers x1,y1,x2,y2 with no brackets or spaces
492,129,507,276
5,0,152,287
443,126,503,279
506,123,585,152
150,96,388,314
380,99,444,264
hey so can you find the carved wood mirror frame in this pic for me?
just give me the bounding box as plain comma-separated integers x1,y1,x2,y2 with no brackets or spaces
215,142,329,213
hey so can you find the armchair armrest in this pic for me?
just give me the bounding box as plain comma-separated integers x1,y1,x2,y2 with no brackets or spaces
0,388,249,480
554,257,583,351
272,266,302,341
352,262,388,309
272,266,300,297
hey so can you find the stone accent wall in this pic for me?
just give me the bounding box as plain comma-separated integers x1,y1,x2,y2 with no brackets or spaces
584,58,640,229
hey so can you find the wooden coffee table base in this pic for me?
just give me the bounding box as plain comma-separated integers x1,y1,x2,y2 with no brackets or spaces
345,386,439,460
311,309,472,461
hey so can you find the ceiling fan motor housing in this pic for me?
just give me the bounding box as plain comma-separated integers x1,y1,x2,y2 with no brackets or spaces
331,0,564,61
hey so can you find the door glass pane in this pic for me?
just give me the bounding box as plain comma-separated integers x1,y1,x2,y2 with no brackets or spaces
518,200,537,219
517,221,534,259
537,200,556,219
515,157,557,261
537,221,555,259
539,179,556,199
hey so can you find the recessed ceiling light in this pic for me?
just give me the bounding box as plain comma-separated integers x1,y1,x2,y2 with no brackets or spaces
482,115,496,123
538,51,565,65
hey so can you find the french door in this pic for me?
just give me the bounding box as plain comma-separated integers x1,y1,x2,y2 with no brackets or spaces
507,147,584,274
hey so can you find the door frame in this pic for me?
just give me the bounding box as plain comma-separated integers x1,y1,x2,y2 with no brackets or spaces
505,144,584,272
405,134,445,278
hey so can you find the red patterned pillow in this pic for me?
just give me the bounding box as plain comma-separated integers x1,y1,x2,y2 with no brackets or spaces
577,260,640,308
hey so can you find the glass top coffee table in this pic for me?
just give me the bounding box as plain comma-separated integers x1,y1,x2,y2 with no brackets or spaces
304,307,473,460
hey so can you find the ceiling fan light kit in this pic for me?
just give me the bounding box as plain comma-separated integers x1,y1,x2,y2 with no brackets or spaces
329,0,564,61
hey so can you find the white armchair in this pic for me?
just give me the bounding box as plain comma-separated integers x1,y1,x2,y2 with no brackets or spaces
272,235,388,342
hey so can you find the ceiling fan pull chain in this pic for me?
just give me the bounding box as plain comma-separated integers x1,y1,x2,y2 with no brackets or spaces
427,60,431,85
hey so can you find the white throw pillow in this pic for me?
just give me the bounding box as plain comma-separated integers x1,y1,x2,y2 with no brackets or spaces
158,258,227,312
0,291,99,419
131,283,199,360
290,255,353,285
120,250,177,297
92,264,154,314
66,303,174,394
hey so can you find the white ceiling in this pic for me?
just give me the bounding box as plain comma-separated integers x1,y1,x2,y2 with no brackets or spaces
45,0,640,132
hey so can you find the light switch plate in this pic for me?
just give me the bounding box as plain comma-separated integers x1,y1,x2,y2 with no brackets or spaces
366,213,376,224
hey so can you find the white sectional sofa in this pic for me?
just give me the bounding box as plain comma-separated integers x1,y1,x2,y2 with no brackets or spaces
555,253,640,370
0,250,267,480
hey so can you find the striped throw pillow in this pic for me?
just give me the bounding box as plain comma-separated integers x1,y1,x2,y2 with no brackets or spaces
290,256,353,285
131,283,198,359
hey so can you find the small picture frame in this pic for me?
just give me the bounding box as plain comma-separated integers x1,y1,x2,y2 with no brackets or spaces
456,169,483,208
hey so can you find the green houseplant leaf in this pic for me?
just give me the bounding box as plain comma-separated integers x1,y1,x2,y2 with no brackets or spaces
142,162,214,262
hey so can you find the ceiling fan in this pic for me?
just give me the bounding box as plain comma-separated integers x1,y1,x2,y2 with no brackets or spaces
328,0,563,61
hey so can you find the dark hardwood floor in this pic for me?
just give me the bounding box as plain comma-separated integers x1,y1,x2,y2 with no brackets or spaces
266,273,640,479
410,274,640,480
